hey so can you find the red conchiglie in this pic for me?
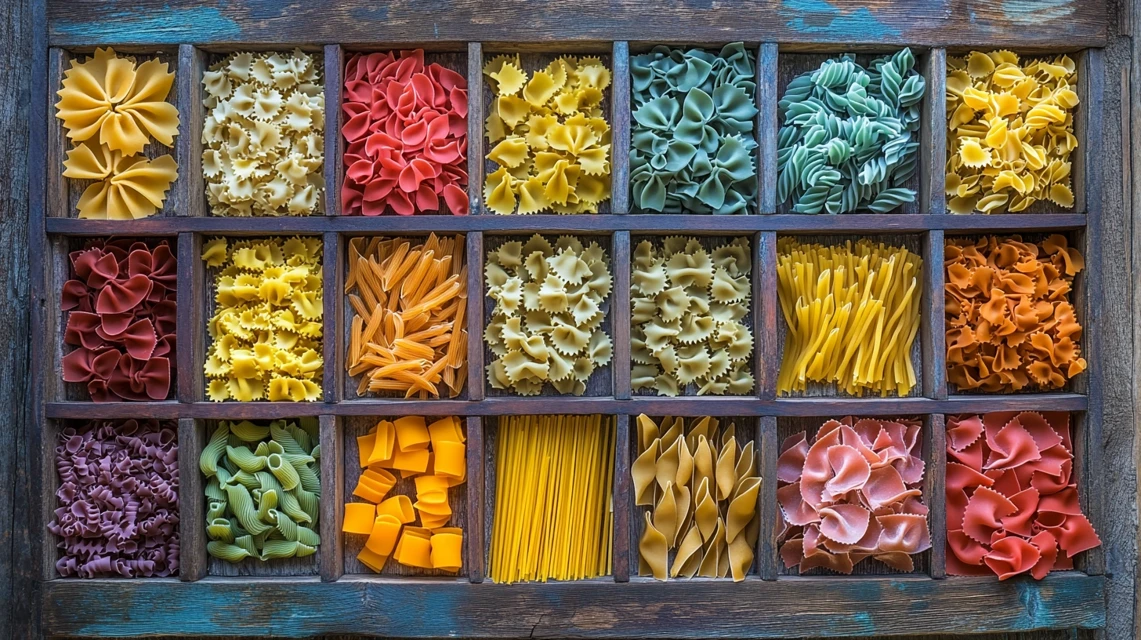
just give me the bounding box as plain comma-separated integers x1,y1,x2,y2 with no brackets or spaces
341,50,468,216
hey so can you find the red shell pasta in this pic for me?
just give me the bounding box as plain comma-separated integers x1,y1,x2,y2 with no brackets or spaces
777,417,931,574
341,50,469,216
946,412,1100,579
48,419,180,578
61,239,176,401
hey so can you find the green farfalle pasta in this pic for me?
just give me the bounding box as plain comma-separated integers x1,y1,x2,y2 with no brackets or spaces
631,43,758,214
777,49,926,214
200,419,321,563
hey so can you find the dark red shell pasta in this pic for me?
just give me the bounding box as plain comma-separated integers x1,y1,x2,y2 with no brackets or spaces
341,50,469,216
60,239,176,401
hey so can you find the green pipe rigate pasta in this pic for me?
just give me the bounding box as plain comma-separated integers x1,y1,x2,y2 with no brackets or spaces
200,419,322,563
777,49,926,214
631,42,758,214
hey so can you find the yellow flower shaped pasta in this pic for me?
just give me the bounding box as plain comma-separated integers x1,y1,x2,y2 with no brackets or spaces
946,51,1079,213
483,56,611,214
203,237,324,402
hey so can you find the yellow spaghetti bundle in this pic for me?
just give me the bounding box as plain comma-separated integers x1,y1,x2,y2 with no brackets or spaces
777,238,922,397
489,415,614,583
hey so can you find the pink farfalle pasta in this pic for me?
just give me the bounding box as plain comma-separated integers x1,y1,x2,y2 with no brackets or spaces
777,417,931,574
341,50,469,216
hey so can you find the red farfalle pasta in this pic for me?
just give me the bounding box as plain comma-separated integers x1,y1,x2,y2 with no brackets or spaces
61,239,176,401
946,411,1100,579
48,419,180,578
341,50,469,216
777,417,931,574
946,234,1086,392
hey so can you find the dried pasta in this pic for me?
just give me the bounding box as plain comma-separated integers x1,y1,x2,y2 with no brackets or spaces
200,419,321,563
489,415,613,583
778,417,930,574
945,235,1085,392
202,237,323,402
630,43,757,214
946,51,1079,213
341,50,469,216
345,233,467,398
777,238,921,397
342,416,466,573
202,50,324,216
634,415,758,581
55,47,179,219
483,55,611,214
631,237,754,396
485,235,613,395
777,49,925,214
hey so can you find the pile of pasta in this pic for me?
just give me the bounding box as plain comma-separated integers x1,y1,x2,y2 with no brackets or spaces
342,416,466,573
947,412,1100,579
483,55,611,214
777,238,922,396
634,416,759,581
778,417,931,574
946,51,1079,213
631,237,754,396
341,50,469,216
61,239,177,401
49,419,180,578
630,43,758,214
345,234,467,398
55,47,180,219
777,49,925,214
200,419,322,563
489,415,613,583
202,50,324,216
485,235,613,395
202,237,324,402
945,235,1085,392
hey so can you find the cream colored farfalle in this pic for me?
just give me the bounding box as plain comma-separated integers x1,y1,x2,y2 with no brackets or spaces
203,237,324,402
62,141,178,220
202,50,324,216
632,238,754,396
485,234,612,395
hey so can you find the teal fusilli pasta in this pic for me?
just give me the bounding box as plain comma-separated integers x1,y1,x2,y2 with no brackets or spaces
777,49,926,214
631,43,758,214
199,419,322,563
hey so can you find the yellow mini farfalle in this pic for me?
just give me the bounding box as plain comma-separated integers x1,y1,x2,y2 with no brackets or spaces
203,236,323,402
947,51,1080,213
483,56,611,214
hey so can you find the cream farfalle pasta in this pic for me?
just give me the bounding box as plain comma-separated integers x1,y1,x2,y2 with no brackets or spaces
631,237,754,396
202,50,325,216
485,235,613,395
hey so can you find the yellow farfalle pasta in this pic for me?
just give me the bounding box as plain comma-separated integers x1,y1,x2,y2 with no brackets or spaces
777,238,921,397
483,55,611,214
55,47,180,219
202,50,324,217
202,237,324,402
946,51,1079,213
485,234,612,395
631,237,754,397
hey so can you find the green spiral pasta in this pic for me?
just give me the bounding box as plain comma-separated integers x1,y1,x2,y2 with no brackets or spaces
777,49,926,214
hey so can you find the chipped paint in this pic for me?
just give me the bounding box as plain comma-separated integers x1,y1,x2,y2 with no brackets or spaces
1001,0,1075,25
52,6,240,45
779,0,902,41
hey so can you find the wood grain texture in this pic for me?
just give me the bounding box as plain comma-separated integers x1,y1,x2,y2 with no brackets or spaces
176,233,200,402
611,231,631,399
465,231,484,400
45,47,64,218
757,232,779,400
465,415,484,583
923,413,946,579
177,417,206,581
921,230,947,399
324,45,343,218
175,45,206,217
611,413,630,582
919,48,946,216
322,231,341,402
610,42,630,215
757,415,779,580
466,42,483,216
319,414,344,582
757,44,778,214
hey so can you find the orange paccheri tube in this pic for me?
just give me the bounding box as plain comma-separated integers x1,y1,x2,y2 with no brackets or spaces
345,233,468,399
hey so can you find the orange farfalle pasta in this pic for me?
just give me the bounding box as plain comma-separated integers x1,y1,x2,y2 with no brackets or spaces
945,234,1086,392
342,416,466,574
345,233,468,398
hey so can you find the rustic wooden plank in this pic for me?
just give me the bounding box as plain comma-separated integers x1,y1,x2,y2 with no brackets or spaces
757,232,778,400
325,45,344,217
176,45,206,217
612,231,631,399
465,232,484,400
1075,48,1103,216
610,41,630,214
924,413,946,579
40,419,59,581
757,415,778,580
920,48,946,215
757,43,778,214
177,418,206,581
319,414,344,582
466,42,483,216
46,2,1110,48
921,230,947,399
44,48,65,218
41,573,1106,637
44,236,68,401
176,232,201,402
322,232,341,402
466,416,485,583
611,413,630,582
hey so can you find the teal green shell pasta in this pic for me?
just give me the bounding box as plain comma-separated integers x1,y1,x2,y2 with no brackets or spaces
630,42,758,214
776,49,926,214
199,419,321,563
